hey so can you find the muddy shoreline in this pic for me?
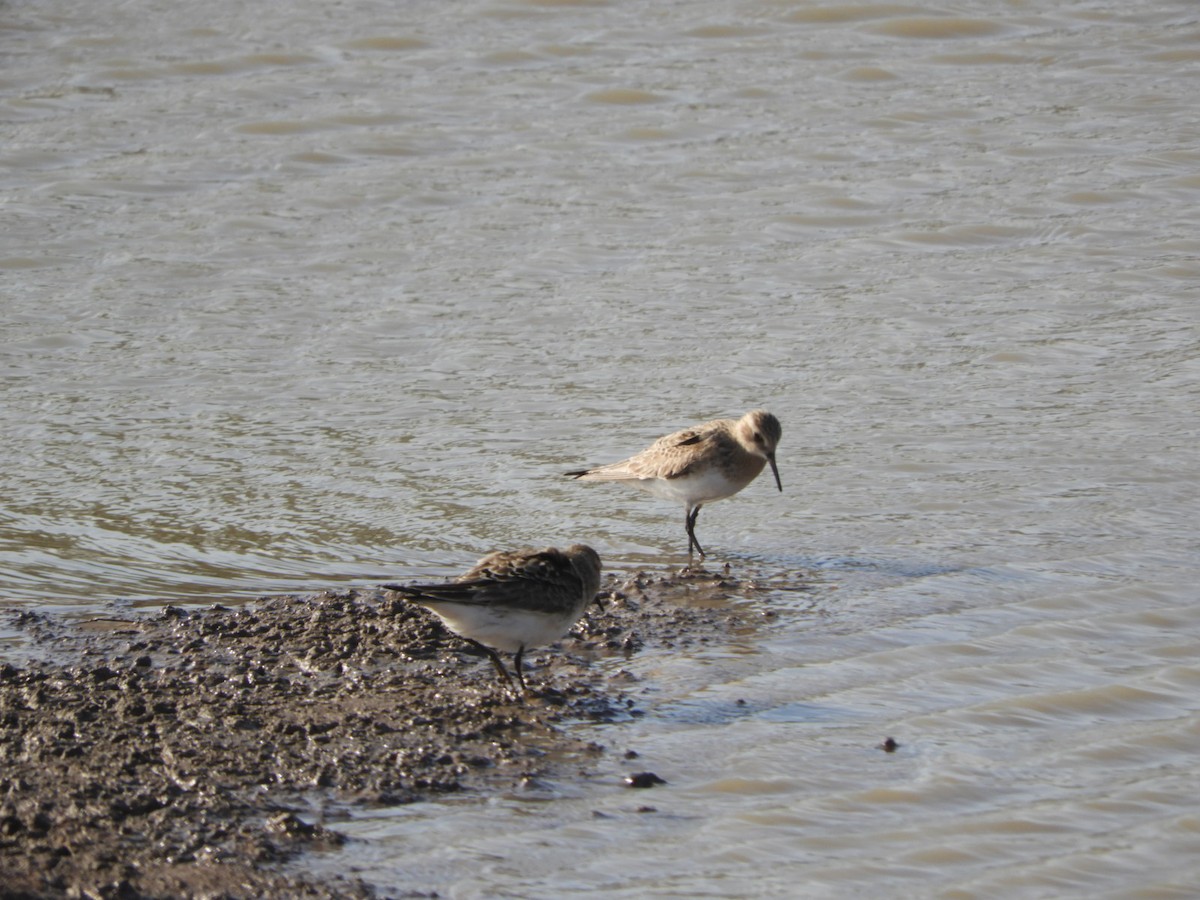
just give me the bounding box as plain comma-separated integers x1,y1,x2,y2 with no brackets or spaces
1,566,769,899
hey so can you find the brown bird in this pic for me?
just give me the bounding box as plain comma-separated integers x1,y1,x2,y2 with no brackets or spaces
382,544,602,694
566,410,782,559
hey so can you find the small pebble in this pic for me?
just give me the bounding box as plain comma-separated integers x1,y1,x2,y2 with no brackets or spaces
880,737,899,753
625,772,666,789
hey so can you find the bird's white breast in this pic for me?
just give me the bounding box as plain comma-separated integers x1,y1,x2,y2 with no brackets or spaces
424,603,577,653
633,465,746,506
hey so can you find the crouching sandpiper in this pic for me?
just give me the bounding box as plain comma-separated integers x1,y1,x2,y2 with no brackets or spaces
382,544,602,697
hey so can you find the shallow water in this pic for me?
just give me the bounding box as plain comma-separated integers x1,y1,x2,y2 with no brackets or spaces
4,0,1199,894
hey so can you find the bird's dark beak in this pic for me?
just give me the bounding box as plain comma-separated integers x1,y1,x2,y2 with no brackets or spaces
768,454,782,491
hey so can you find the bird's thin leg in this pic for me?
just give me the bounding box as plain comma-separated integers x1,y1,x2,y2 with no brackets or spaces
686,505,706,559
512,645,529,698
464,637,517,691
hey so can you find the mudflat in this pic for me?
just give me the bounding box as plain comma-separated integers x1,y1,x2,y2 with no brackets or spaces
1,566,768,898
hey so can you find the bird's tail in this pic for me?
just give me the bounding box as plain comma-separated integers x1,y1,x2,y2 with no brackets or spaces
564,464,639,482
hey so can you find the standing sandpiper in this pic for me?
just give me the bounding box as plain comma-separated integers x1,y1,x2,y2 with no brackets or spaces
565,410,782,559
382,544,602,696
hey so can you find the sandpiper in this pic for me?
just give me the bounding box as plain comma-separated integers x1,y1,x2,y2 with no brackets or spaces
565,410,782,559
382,544,602,696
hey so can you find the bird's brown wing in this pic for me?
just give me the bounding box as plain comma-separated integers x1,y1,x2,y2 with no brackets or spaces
388,548,580,614
622,423,720,480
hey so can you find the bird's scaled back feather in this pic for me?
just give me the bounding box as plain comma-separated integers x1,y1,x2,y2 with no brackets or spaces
389,547,589,615
574,423,721,482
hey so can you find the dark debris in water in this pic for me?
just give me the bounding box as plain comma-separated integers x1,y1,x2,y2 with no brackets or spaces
0,564,779,898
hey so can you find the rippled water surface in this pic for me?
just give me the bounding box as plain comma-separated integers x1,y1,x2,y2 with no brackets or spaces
3,0,1199,894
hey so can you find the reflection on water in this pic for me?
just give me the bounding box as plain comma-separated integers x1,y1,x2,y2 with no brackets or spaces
4,0,1200,895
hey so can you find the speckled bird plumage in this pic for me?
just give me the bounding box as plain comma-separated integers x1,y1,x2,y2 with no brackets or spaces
382,544,602,695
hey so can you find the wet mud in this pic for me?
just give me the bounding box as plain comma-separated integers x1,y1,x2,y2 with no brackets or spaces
1,565,771,899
